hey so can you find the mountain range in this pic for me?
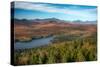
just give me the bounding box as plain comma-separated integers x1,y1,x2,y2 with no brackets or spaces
13,18,97,25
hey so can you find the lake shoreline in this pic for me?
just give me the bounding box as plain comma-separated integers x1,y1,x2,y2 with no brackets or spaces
15,36,54,50
15,34,54,42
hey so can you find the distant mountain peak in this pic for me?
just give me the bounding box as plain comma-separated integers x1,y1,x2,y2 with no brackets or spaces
46,18,60,20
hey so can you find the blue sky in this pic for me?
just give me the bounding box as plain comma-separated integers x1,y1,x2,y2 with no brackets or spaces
12,1,97,21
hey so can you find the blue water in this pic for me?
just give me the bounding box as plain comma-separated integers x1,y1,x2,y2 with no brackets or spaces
14,36,54,50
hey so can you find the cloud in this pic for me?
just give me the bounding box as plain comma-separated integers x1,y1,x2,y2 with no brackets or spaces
14,1,97,20
14,2,96,12
14,1,59,13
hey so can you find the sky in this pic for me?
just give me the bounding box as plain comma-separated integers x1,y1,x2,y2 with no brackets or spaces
12,1,97,21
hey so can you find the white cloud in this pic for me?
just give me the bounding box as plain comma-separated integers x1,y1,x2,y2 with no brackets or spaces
14,1,97,19
14,1,59,13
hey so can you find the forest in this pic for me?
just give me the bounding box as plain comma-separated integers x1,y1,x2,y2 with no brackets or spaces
14,32,97,65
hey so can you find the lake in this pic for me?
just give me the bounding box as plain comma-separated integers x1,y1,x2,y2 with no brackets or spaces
14,36,54,50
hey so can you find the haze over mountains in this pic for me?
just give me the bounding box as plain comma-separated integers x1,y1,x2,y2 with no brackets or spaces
14,18,97,25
